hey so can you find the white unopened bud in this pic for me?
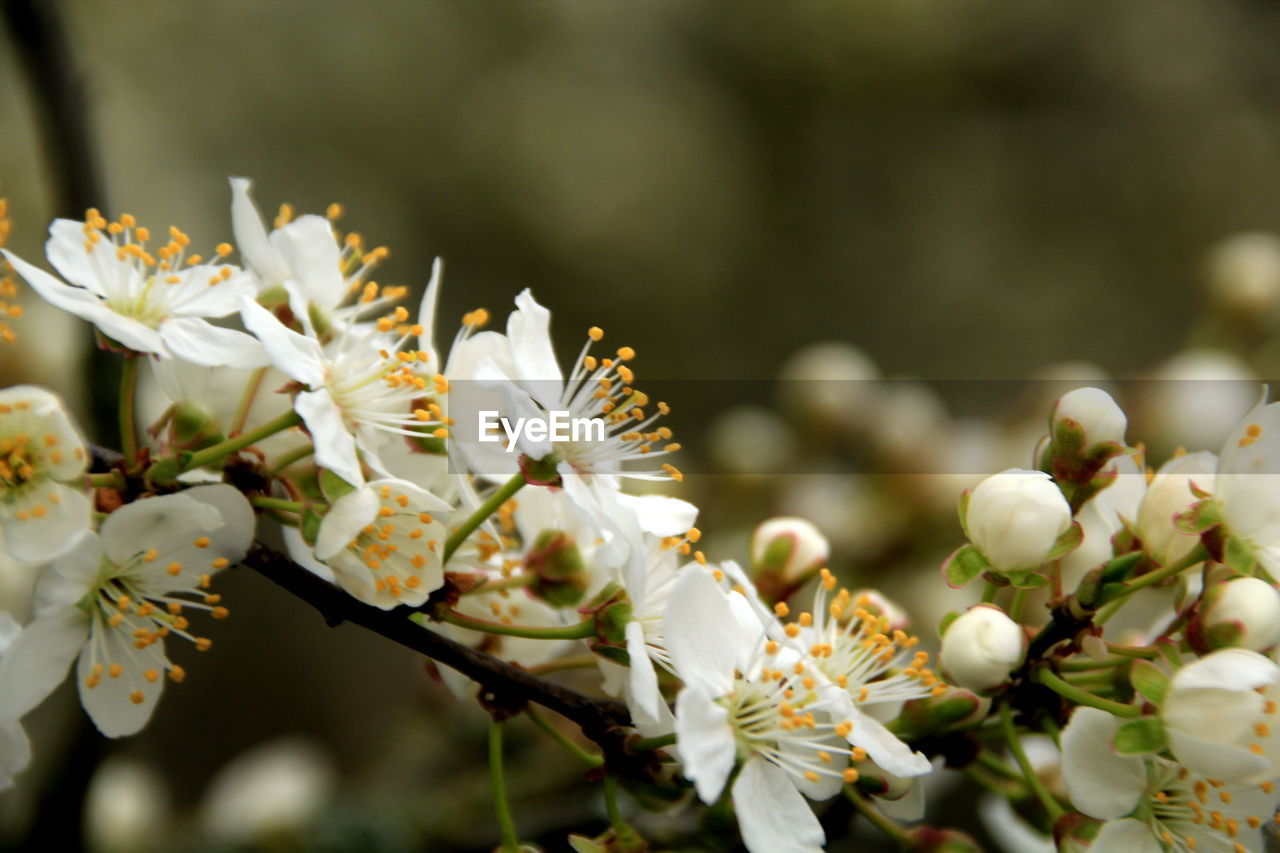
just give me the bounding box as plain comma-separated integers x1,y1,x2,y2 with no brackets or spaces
849,588,910,633
750,516,829,582
965,469,1072,572
199,738,335,845
1136,451,1216,566
85,759,169,853
940,605,1026,692
1207,232,1280,316
1194,576,1280,652
1052,387,1127,448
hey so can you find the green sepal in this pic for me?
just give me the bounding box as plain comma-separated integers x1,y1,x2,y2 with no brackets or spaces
1223,533,1258,576
1045,521,1084,561
1175,499,1222,535
319,469,357,502
1005,570,1049,590
942,545,990,589
1129,660,1170,705
1101,551,1144,584
300,507,323,546
1112,717,1166,755
957,490,971,537
938,610,960,638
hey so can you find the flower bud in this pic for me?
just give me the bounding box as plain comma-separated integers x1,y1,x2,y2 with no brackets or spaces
750,516,829,584
965,469,1071,572
1052,387,1127,450
1189,576,1280,652
848,588,909,633
778,341,879,430
905,827,982,853
939,605,1026,692
524,530,588,607
1136,451,1216,566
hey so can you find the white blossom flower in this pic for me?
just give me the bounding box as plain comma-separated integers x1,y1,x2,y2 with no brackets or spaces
965,469,1072,573
1061,706,1278,853
664,566,866,853
239,264,447,487
310,478,450,609
0,485,253,737
3,212,266,367
0,385,92,562
770,570,935,778
938,605,1025,692
1052,387,1127,448
1061,453,1146,588
450,289,685,505
1161,648,1280,784
229,178,402,334
1216,395,1280,573
199,738,335,846
1137,451,1217,567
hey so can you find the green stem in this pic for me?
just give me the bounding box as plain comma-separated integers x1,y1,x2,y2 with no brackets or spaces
489,720,520,853
250,496,305,515
444,473,526,563
844,785,913,847
1010,588,1028,623
1035,667,1140,718
439,609,596,641
999,702,1065,822
267,443,314,476
229,367,267,436
152,409,302,482
603,776,644,848
630,733,677,753
981,580,998,604
1098,544,1209,624
975,749,1025,782
86,471,124,490
118,354,140,468
525,707,602,767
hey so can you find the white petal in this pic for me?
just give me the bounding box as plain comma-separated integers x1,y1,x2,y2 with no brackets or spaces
281,524,336,584
269,215,345,309
615,493,699,537
167,267,257,318
100,491,221,564
3,249,104,315
78,621,167,737
45,219,105,293
230,177,289,286
664,567,744,695
0,606,87,719
314,488,379,560
1059,707,1147,819
1166,728,1273,783
2,486,91,562
731,756,826,853
239,297,326,386
673,685,735,804
845,709,932,778
160,318,269,369
417,258,443,366
1091,818,1163,853
626,620,662,720
507,289,563,395
0,720,31,790
296,388,364,488
87,309,167,354
1170,648,1280,692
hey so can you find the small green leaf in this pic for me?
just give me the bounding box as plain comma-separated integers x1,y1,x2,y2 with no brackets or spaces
300,507,323,546
1005,570,1049,590
1224,533,1258,576
1112,717,1166,755
957,489,972,536
942,545,990,589
1130,660,1170,705
1046,521,1084,561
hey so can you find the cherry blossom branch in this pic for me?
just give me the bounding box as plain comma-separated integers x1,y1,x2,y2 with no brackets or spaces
239,544,655,774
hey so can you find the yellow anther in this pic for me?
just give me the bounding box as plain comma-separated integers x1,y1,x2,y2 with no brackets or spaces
169,666,186,683
588,326,604,341
193,537,211,548
774,601,790,617
195,638,213,652
108,663,123,678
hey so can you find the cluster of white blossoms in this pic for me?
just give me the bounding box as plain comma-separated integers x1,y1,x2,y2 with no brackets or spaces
4,182,1280,851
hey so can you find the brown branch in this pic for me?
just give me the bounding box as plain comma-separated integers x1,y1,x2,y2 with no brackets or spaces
241,545,660,778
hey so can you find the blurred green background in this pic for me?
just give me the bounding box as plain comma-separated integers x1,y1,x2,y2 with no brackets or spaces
3,1,1280,850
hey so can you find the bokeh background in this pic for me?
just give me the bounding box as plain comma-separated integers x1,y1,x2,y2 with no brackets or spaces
4,1,1280,850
